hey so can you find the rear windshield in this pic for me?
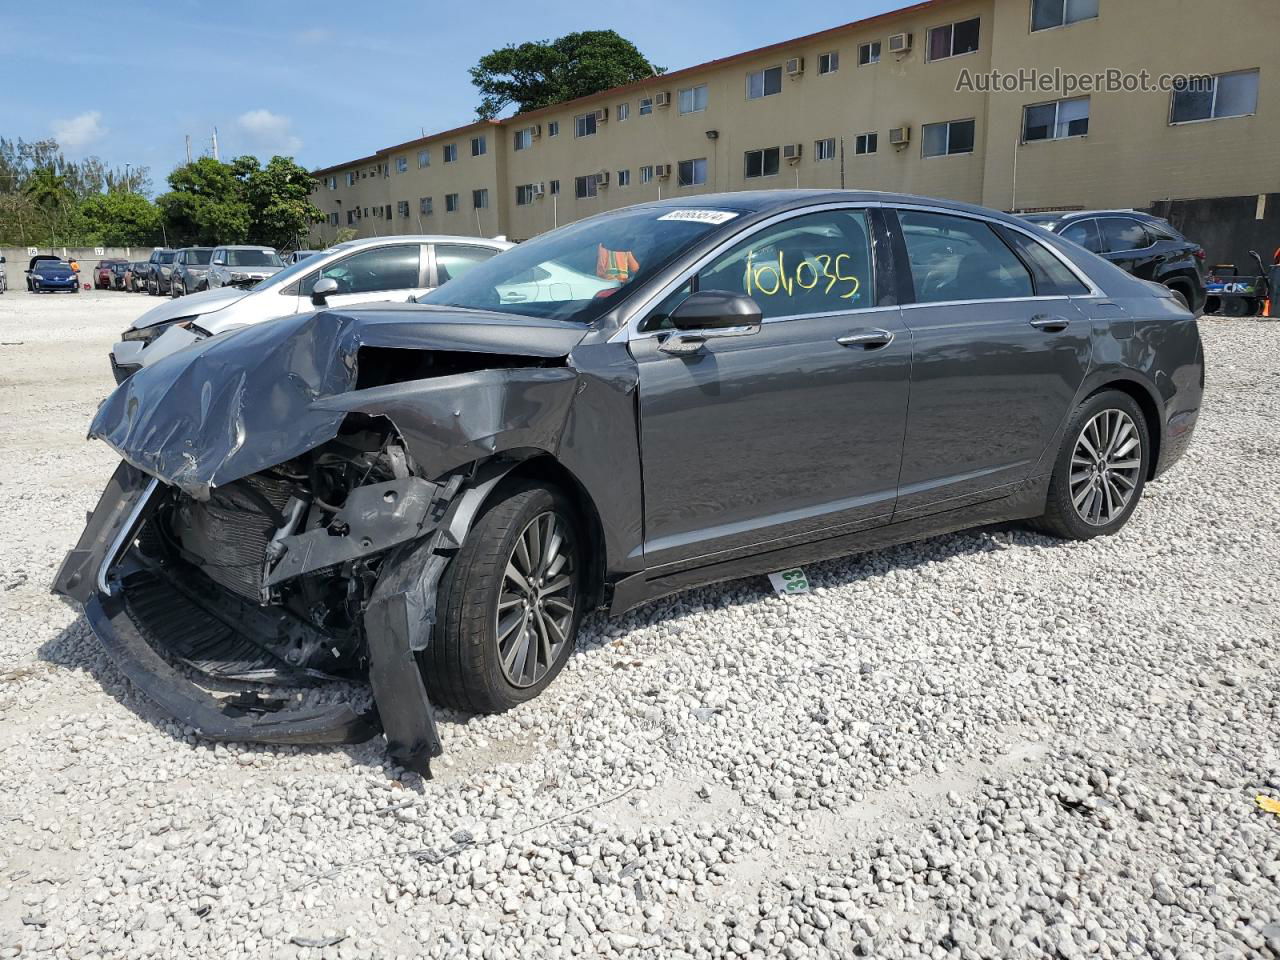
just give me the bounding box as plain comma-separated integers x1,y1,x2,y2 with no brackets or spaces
226,249,282,267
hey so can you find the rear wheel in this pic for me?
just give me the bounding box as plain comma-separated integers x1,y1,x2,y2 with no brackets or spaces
1032,390,1150,540
427,482,584,713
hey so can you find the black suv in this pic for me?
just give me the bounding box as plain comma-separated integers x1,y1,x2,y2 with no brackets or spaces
1021,211,1206,314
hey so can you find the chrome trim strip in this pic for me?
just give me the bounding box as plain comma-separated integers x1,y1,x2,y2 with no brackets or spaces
97,477,160,596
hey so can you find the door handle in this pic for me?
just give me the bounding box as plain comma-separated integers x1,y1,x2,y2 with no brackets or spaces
1029,314,1071,332
837,329,895,349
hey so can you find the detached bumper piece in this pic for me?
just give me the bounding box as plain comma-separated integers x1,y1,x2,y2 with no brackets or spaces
52,461,457,775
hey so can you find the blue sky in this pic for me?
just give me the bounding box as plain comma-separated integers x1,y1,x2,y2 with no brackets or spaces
2,0,905,190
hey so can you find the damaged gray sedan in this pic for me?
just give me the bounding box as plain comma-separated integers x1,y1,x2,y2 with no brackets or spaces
54,191,1204,774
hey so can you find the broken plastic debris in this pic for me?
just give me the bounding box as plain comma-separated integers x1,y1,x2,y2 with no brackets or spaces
1257,795,1280,816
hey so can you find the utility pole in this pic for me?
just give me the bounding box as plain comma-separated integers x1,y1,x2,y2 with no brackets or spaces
212,127,220,162
185,135,192,164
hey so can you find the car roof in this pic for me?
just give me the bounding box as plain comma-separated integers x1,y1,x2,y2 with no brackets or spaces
214,244,278,250
326,235,513,252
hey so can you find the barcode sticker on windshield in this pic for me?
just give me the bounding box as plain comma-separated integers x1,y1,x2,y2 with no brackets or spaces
657,210,739,224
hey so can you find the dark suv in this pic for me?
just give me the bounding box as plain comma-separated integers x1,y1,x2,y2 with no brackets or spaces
1022,211,1206,315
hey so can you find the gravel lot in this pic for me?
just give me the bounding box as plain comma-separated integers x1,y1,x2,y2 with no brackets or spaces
0,290,1277,960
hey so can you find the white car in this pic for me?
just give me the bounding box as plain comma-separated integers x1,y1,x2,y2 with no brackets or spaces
494,260,617,304
110,235,512,383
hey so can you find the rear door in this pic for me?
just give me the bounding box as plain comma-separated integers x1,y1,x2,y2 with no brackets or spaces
290,243,429,310
430,243,502,290
632,206,911,571
890,208,1092,518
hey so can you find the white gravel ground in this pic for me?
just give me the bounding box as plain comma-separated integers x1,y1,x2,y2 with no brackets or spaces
0,290,1277,960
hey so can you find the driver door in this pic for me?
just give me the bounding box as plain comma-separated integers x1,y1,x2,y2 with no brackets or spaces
292,243,429,311
630,207,911,572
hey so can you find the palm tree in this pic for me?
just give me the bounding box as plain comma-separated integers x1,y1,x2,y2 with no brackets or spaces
23,167,74,243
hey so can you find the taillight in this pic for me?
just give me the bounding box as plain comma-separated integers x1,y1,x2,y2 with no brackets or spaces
1193,249,1206,261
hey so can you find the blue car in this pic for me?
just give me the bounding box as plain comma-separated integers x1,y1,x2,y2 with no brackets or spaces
27,256,80,293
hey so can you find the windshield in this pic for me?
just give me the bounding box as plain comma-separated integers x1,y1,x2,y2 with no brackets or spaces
158,252,177,264
419,206,743,323
226,249,282,267
186,249,212,265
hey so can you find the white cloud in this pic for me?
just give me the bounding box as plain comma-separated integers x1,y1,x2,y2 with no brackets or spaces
236,108,303,156
53,111,107,150
296,27,331,44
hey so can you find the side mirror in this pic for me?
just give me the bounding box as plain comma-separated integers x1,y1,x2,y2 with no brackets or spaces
660,290,763,356
669,290,763,331
311,277,339,306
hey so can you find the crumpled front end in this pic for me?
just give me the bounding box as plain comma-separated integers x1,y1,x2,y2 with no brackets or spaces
55,303,589,773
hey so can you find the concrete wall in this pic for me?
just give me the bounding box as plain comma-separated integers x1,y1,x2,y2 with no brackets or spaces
1,246,158,285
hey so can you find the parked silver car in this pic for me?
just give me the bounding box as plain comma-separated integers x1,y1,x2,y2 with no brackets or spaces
206,245,284,289
110,234,512,382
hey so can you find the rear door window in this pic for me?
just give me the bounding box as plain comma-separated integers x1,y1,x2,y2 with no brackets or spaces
1099,217,1152,253
434,244,499,284
898,210,1034,303
320,244,421,294
1060,220,1104,254
997,226,1090,296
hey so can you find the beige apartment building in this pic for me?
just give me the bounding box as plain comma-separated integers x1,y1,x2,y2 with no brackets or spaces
309,0,1277,252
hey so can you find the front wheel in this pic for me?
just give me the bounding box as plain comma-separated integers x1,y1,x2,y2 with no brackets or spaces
427,481,584,713
1032,390,1150,540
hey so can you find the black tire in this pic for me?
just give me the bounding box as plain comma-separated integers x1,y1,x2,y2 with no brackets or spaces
1221,297,1250,318
427,481,584,713
1032,390,1150,541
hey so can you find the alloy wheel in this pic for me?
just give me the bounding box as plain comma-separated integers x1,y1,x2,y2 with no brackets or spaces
1069,409,1142,526
495,510,577,688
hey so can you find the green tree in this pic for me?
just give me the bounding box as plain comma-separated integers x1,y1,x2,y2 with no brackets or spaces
242,156,326,249
470,30,663,119
23,167,76,243
77,191,162,246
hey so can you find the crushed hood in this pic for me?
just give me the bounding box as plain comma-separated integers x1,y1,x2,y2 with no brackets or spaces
132,285,248,329
90,304,588,499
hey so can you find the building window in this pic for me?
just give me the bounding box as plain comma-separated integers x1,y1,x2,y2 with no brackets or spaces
329,212,339,225
516,184,538,205
443,144,457,163
346,172,356,186
1023,96,1090,141
859,41,881,66
471,136,486,157
346,210,355,225
855,132,878,155
420,196,433,215
385,205,393,221
326,176,336,190
679,83,708,114
818,51,839,75
678,157,708,187
922,118,977,157
617,168,631,187
396,155,408,173
744,147,780,179
617,102,630,121
363,207,369,217
575,174,598,199
547,120,560,137
746,66,783,100
1170,70,1260,124
417,149,430,168
927,17,981,61
514,128,532,151
445,193,459,212
397,200,409,217
639,165,654,184
549,179,560,195
575,113,598,138
473,188,488,209
639,97,653,116
1031,0,1098,31
814,138,836,161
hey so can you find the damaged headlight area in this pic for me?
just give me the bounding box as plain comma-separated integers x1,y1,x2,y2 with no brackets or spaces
54,419,464,774
120,316,199,346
